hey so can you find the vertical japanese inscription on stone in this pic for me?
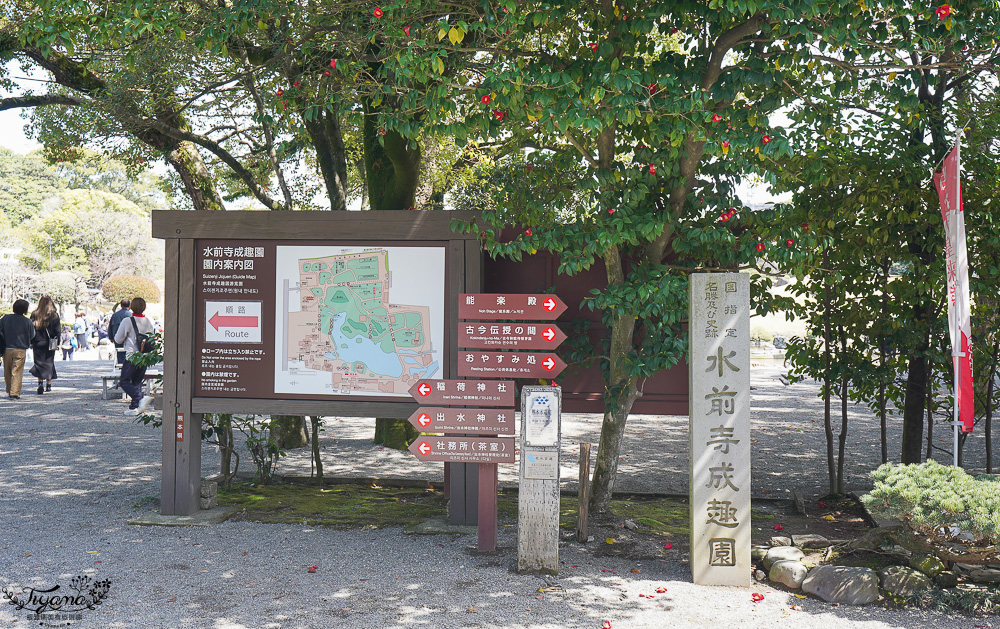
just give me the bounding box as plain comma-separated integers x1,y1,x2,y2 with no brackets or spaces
689,272,750,586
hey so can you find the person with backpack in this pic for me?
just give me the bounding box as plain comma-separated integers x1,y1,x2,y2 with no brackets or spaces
113,296,155,416
107,299,131,366
1,299,36,399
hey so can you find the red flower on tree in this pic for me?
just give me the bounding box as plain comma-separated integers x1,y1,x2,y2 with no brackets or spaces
935,4,951,19
762,135,772,145
756,243,766,253
722,140,730,149
330,59,337,69
589,42,598,52
403,25,411,36
524,228,532,236
481,94,491,105
373,7,384,18
786,239,795,247
276,88,284,96
648,164,656,175
711,113,722,123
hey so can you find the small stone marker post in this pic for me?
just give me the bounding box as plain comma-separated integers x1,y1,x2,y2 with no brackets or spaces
518,385,561,574
689,272,751,586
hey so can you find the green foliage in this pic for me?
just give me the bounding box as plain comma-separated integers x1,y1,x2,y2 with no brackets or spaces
102,274,161,304
0,147,66,225
128,330,162,369
915,585,1000,614
34,270,86,306
862,461,1000,546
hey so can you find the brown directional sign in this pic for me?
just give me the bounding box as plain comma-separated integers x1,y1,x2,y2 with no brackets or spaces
458,293,567,321
408,379,515,407
458,351,567,379
407,407,515,435
459,322,567,350
408,436,516,463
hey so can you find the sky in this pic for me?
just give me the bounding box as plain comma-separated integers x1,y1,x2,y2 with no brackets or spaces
0,109,39,155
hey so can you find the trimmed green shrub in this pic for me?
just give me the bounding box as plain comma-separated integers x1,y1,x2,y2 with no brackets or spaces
862,461,1000,547
102,275,161,303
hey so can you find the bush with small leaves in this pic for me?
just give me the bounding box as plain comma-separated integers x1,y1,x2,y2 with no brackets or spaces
101,274,160,303
862,461,1000,548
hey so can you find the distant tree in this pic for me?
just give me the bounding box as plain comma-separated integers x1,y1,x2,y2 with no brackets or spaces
0,147,66,226
22,189,158,285
35,270,86,308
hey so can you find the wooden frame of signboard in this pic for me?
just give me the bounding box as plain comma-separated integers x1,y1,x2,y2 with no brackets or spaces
153,210,482,516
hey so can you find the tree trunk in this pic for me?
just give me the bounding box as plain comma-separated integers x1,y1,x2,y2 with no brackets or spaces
373,417,419,450
986,336,999,474
822,248,836,495
310,416,323,483
215,414,236,488
837,326,848,494
901,305,933,464
590,246,640,512
270,415,308,449
926,364,934,462
304,110,349,212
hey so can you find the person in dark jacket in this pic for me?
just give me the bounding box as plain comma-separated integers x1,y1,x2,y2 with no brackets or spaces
1,299,36,399
29,295,60,394
108,299,131,366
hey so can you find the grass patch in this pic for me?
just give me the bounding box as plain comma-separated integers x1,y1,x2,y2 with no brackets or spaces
218,482,447,528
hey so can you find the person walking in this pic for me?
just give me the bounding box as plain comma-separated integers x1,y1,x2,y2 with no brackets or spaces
1,299,36,399
60,326,75,360
73,312,89,351
107,299,131,367
113,297,155,416
29,295,60,394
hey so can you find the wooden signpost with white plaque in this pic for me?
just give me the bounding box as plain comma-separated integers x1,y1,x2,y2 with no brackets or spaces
688,272,751,586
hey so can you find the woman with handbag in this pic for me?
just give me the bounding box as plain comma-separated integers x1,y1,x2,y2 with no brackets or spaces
29,295,61,394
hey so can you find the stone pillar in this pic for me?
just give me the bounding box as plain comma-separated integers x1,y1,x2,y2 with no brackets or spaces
517,386,561,574
688,273,751,586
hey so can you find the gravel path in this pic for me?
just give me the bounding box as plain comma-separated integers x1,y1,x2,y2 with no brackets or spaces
1,357,996,628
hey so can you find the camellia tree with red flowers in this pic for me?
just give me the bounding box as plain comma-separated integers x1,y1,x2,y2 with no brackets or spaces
7,0,996,507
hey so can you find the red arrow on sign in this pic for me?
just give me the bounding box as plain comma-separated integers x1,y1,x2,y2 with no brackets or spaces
542,357,557,371
542,297,558,312
542,327,557,341
417,383,432,397
208,312,259,331
417,441,432,455
416,412,432,428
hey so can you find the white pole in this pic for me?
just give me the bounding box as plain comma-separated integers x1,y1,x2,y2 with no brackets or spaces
952,136,961,467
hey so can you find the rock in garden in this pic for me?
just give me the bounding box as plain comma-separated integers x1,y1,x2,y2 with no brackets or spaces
754,569,768,582
751,546,769,564
769,560,809,589
802,566,879,605
880,566,933,598
909,553,945,577
769,536,792,548
933,571,959,588
792,534,831,549
952,564,1000,583
763,546,805,570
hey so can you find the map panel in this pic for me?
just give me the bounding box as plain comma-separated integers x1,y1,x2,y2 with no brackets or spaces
274,246,445,397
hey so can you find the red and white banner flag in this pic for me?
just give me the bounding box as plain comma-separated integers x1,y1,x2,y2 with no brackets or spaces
934,145,973,433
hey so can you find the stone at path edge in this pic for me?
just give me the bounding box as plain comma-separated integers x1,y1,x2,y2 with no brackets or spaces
769,560,809,589
802,565,879,605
